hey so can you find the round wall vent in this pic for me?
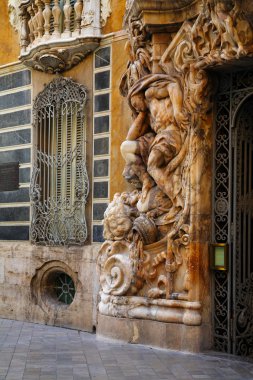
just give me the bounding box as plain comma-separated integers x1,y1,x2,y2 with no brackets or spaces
44,271,76,305
31,261,78,312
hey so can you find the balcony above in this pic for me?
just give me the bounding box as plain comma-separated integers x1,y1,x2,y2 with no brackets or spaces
15,0,111,73
124,0,201,32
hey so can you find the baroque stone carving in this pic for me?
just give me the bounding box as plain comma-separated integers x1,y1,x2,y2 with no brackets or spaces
101,0,112,27
8,0,21,33
98,0,253,326
14,0,111,73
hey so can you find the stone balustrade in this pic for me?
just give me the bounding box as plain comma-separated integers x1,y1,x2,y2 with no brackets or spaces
18,0,110,73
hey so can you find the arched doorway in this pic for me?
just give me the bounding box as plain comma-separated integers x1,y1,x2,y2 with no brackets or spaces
213,70,253,356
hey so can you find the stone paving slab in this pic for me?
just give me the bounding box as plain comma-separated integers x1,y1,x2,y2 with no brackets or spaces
0,318,253,380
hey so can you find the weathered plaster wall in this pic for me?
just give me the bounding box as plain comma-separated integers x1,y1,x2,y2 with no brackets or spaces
102,0,126,35
0,3,19,66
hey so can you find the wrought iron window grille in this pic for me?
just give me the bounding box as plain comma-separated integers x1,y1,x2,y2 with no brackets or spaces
30,77,89,246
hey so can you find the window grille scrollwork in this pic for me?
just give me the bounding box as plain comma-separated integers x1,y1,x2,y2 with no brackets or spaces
30,77,89,246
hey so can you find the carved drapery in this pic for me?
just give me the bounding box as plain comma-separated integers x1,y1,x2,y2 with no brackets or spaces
98,0,253,325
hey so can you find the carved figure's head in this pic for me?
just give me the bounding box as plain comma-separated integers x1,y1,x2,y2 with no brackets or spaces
130,92,147,112
103,193,138,241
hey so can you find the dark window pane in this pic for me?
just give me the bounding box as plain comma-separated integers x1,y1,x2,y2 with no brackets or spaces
93,181,108,198
93,203,108,220
0,90,31,111
0,109,31,129
0,70,31,92
94,137,109,155
0,129,31,147
94,159,109,177
95,71,110,90
0,226,29,240
95,94,110,112
94,116,110,134
95,47,110,68
93,225,104,243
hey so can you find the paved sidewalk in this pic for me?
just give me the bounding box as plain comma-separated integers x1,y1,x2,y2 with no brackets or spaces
0,318,253,380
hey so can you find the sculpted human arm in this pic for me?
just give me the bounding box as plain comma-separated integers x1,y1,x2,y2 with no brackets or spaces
168,82,188,129
126,111,149,140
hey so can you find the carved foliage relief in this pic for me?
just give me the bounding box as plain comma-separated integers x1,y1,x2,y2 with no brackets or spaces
98,0,253,324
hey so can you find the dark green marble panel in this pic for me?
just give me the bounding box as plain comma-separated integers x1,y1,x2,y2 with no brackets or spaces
0,226,29,240
0,109,31,129
92,225,104,243
19,168,30,183
0,207,30,222
94,159,109,177
94,115,110,134
0,188,29,203
93,203,108,221
95,94,110,112
94,137,109,155
0,90,31,111
0,148,31,164
0,129,31,147
93,181,108,198
0,70,31,92
95,71,110,90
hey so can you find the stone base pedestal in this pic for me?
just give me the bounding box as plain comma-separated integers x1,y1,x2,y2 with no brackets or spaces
97,314,212,353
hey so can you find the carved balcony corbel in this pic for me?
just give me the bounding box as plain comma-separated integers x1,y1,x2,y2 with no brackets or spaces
10,0,112,73
124,0,202,32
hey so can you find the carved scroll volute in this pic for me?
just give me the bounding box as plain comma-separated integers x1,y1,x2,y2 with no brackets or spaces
74,0,83,36
35,0,45,40
20,6,29,54
52,0,61,38
42,0,51,39
63,0,73,37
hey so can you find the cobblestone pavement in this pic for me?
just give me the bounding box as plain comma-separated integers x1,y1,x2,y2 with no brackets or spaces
0,319,253,380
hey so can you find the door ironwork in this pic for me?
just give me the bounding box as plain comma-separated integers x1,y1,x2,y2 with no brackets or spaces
213,70,253,356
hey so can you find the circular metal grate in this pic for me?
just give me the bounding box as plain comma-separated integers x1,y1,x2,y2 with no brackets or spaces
54,273,76,305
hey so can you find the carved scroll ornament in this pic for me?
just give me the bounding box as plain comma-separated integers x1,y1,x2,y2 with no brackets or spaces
98,0,253,324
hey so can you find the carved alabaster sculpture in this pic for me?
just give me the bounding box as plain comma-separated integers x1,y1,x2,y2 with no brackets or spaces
98,0,253,325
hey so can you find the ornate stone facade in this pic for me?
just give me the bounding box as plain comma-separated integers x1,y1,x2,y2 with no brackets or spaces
98,0,253,348
9,0,112,73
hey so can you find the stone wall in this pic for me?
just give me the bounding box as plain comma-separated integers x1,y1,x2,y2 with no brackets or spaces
0,242,100,331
